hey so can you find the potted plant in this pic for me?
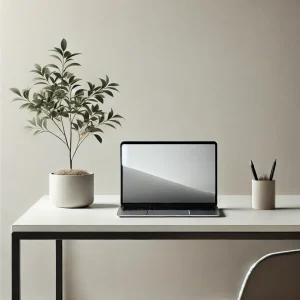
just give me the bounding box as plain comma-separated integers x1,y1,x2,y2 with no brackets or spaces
11,38,124,208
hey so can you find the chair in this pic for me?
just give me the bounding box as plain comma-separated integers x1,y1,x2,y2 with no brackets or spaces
238,249,300,300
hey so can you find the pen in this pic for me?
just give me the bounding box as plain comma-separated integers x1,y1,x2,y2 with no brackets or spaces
250,160,258,180
269,159,277,181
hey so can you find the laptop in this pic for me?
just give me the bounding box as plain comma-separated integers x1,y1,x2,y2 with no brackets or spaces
117,141,220,217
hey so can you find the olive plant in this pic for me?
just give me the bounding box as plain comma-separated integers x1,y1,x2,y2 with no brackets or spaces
11,38,123,169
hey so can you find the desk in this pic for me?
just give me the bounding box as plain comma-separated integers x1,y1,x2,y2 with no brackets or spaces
11,195,300,300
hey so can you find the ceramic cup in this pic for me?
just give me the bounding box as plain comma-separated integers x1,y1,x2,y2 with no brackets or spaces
252,179,275,210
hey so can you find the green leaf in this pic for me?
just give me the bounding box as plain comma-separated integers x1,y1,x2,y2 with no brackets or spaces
28,118,36,126
103,123,116,129
54,47,64,56
82,111,89,121
10,88,22,97
19,103,30,110
24,126,33,131
52,72,61,79
113,114,124,119
83,104,92,115
23,89,29,99
61,79,69,86
69,75,75,83
105,75,109,84
50,55,63,63
87,82,94,90
95,95,104,103
94,134,102,143
50,111,57,118
30,70,43,76
61,38,67,51
108,109,113,119
34,82,47,86
98,114,105,123
108,87,119,92
110,119,122,126
92,128,103,133
33,130,42,136
64,63,81,71
42,119,48,129
99,78,107,88
66,52,81,59
64,51,71,58
46,64,60,70
72,123,79,130
86,125,94,132
33,76,46,81
75,89,85,96
103,90,114,97
66,72,73,78
70,78,81,86
37,117,42,127
108,83,119,87
34,64,42,71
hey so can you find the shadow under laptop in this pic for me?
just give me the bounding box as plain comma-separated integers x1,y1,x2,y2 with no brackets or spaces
218,209,226,217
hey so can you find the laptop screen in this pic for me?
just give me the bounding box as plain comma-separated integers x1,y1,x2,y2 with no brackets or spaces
121,142,217,205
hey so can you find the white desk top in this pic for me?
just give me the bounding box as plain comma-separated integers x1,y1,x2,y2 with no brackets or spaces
11,195,300,232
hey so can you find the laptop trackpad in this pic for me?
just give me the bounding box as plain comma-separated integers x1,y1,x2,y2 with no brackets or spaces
147,210,189,216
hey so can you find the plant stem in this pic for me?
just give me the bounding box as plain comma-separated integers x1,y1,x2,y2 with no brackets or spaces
69,113,73,169
71,131,81,160
58,98,69,148
43,130,68,146
61,52,72,169
59,55,70,149
71,133,90,160
71,92,96,123
68,83,73,169
69,147,72,169
42,109,65,136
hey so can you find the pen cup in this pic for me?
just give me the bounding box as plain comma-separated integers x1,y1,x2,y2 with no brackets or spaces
252,180,275,210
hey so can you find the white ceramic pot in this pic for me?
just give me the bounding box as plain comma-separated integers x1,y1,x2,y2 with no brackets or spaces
49,173,94,208
252,179,275,210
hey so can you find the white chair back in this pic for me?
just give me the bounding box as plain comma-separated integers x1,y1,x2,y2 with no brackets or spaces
238,249,300,300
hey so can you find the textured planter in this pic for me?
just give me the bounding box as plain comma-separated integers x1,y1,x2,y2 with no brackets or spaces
49,173,94,208
252,180,275,210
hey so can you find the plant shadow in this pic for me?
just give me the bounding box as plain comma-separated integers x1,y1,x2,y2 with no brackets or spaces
271,207,300,210
88,203,119,209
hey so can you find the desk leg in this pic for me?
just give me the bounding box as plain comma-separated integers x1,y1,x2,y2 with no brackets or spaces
12,234,20,300
56,240,63,300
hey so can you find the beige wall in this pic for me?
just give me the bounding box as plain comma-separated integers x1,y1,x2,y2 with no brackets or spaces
1,0,300,299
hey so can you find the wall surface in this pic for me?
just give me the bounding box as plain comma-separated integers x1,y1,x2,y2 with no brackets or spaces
1,0,300,299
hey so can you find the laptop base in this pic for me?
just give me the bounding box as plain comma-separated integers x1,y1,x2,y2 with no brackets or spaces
117,207,220,217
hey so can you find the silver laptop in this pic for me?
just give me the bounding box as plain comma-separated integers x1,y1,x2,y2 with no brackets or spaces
117,141,220,217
